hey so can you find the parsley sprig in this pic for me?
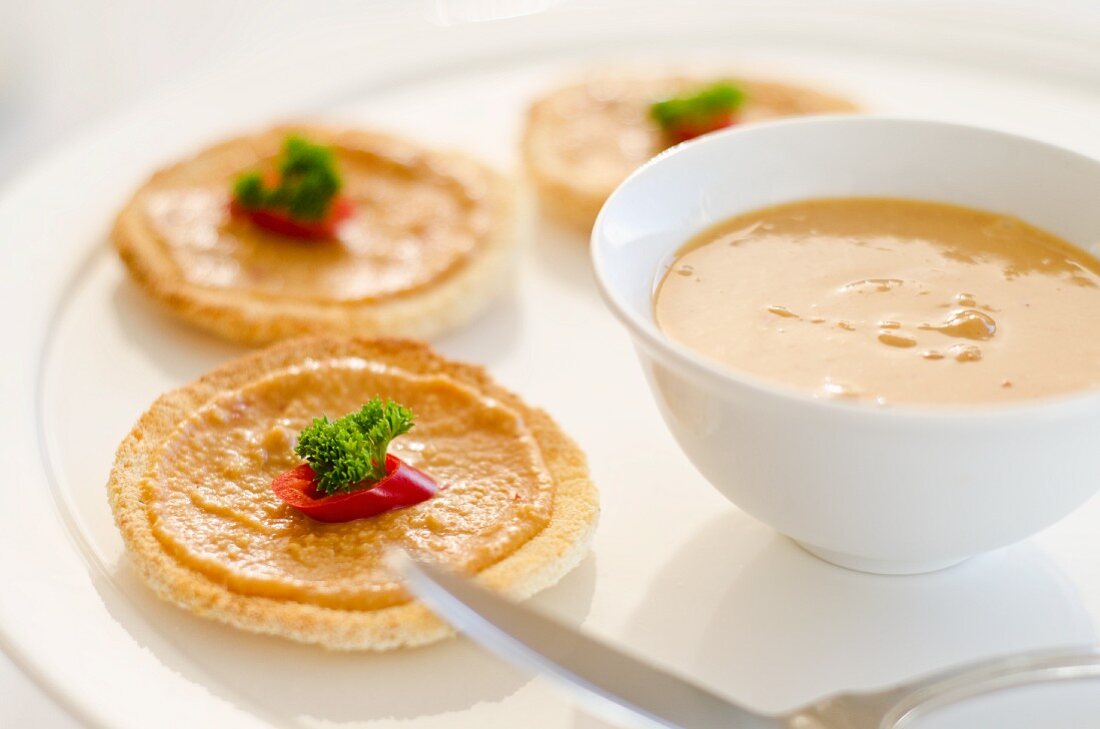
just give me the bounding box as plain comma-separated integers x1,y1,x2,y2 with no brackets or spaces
650,82,747,133
233,136,342,222
294,398,415,495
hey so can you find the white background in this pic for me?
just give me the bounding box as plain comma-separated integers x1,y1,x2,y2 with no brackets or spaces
3,1,1100,726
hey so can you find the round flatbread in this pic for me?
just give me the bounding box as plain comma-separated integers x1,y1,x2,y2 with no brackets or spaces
108,337,598,650
522,73,858,232
114,125,516,345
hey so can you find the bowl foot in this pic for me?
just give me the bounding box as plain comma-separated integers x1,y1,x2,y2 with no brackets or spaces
794,540,969,575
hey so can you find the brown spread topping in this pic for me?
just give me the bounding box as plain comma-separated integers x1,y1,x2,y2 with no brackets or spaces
140,134,494,304
529,76,857,197
144,359,552,610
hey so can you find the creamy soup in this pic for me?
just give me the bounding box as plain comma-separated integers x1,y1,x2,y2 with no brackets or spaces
654,198,1100,405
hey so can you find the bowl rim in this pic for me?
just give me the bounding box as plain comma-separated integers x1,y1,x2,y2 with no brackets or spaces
590,114,1100,423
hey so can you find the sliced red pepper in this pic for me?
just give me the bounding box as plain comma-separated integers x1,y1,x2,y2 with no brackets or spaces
666,111,739,144
272,454,438,523
229,195,353,240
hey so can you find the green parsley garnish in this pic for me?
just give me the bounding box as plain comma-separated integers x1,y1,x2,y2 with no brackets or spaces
233,136,342,221
649,81,747,132
294,398,414,495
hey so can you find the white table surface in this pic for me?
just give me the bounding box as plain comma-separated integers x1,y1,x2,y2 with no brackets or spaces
3,1,1099,726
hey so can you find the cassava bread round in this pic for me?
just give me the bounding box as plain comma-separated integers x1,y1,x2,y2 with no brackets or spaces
107,336,599,650
114,125,517,346
522,73,859,232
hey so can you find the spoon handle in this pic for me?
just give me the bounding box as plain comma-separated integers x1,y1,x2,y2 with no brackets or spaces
881,647,1100,726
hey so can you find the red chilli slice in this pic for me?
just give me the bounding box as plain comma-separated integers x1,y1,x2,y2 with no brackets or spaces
229,195,353,240
272,454,438,523
666,111,739,144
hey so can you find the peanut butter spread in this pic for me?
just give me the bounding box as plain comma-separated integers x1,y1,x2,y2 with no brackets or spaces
139,132,495,303
145,358,552,610
655,198,1100,405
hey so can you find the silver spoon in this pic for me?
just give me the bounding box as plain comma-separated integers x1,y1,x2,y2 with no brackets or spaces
394,553,1100,729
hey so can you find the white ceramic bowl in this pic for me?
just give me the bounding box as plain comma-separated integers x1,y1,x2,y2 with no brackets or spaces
591,116,1100,574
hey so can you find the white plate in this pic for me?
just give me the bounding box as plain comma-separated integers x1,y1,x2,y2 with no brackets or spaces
4,3,1100,727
